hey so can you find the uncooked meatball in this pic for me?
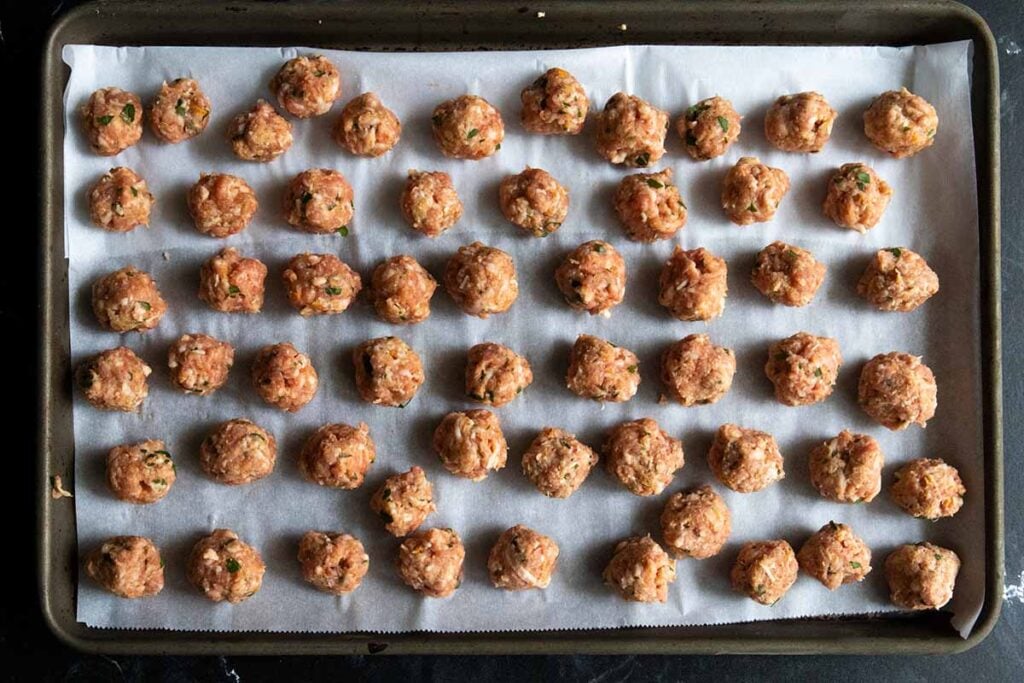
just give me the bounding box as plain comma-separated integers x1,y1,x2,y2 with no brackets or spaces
88,167,154,233
333,92,401,157
566,334,640,403
200,418,277,485
521,427,598,499
890,458,965,520
187,529,265,603
730,540,799,605
721,157,790,225
370,466,436,537
707,423,785,493
299,422,376,489
92,266,167,333
396,527,465,598
352,336,425,408
281,253,362,316
270,55,342,118
660,484,731,560
443,242,518,318
797,522,872,590
499,167,569,237
251,342,319,412
885,543,959,610
106,439,175,504
149,78,211,143
400,170,463,238
808,430,884,503
660,334,736,407
369,255,437,324
858,352,937,430
554,240,626,316
604,417,684,497
465,342,533,407
863,88,938,158
297,531,368,595
85,536,163,598
167,333,234,395
658,246,728,322
603,535,677,603
857,247,939,312
764,91,837,153
198,247,268,313
520,67,588,135
822,163,893,232
187,173,258,238
81,87,143,156
283,168,354,235
433,409,508,481
764,332,842,406
77,347,151,412
228,100,293,162
595,92,669,167
613,169,687,242
676,95,742,161
751,241,826,307
431,95,504,160
488,525,560,590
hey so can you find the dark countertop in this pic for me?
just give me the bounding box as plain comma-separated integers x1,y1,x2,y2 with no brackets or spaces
4,0,1021,679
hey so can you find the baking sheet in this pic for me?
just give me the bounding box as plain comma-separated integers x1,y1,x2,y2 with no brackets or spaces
62,42,983,636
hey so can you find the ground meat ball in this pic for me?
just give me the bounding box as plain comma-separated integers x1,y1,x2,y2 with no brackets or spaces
808,430,884,503
751,242,826,307
149,78,211,143
370,466,436,537
677,96,742,161
77,347,151,412
198,247,268,313
297,531,368,595
443,242,518,318
488,525,560,590
251,342,318,412
566,334,640,403
707,424,785,493
613,169,687,243
764,92,837,153
333,92,401,157
270,55,342,118
167,333,234,395
603,536,677,603
885,543,959,610
658,246,728,322
521,427,598,499
81,87,143,156
106,439,175,504
187,173,258,238
890,458,965,520
200,419,276,485
555,240,626,317
396,528,465,598
595,92,669,168
283,168,354,235
91,266,167,333
858,352,937,430
369,255,437,324
731,540,799,605
764,332,842,406
431,95,504,159
499,167,569,237
520,66,589,136
721,157,790,226
822,163,893,232
864,88,939,158
797,522,872,590
857,248,939,312
400,170,463,238
465,342,533,407
281,253,362,316
660,484,731,560
187,529,265,603
299,422,375,489
604,418,684,497
660,334,736,406
88,167,154,233
433,409,508,481
228,100,293,161
85,536,163,598
352,336,425,407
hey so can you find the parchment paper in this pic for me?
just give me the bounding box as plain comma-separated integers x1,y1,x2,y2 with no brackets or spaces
63,42,983,636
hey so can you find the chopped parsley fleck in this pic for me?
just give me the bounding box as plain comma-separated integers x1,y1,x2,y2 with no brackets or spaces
228,285,241,296
814,367,823,379
466,128,479,140
226,558,241,573
855,171,871,190
747,203,757,212
325,286,344,296
495,142,501,150
886,247,903,258
314,69,326,77
717,115,729,132
634,152,650,167
97,115,114,126
153,450,171,457
627,365,638,374
850,561,862,569
300,191,313,205
175,98,187,117
337,226,349,237
138,301,152,311
593,243,606,253
120,103,136,124
934,553,943,562
685,102,710,121
130,186,139,197
248,433,266,442
645,178,664,189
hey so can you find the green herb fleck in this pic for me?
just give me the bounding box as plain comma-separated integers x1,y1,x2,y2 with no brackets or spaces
901,125,911,132
717,116,729,133
593,243,606,253
325,286,344,296
645,178,664,189
886,247,903,258
634,152,650,167
495,142,501,150
337,226,349,237
228,285,241,296
314,69,326,77
747,203,757,213
160,558,166,568
97,115,114,126
120,103,136,124
784,249,799,262
130,186,139,197
300,191,313,205
855,171,871,190
466,128,479,140
248,433,266,442
226,558,241,573
685,102,710,121
934,553,943,562
151,478,167,487
138,301,152,311
627,365,638,374
814,367,823,379
850,561,862,569
175,98,187,117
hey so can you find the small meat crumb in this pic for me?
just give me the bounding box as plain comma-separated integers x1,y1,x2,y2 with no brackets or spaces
51,475,73,499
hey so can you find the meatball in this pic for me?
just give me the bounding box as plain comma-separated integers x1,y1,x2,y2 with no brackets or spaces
370,466,436,537
400,170,463,238
352,336,425,408
198,247,268,313
885,543,960,610
857,247,939,312
751,241,826,307
676,95,742,161
604,417,684,497
554,240,626,316
890,458,965,520
613,169,687,243
731,540,799,605
431,95,504,160
251,342,319,412
270,55,342,118
521,427,598,499
396,528,465,598
281,252,362,316
148,78,211,143
283,168,354,235
369,255,437,324
660,484,731,560
167,333,234,395
443,242,518,318
822,163,893,232
764,332,842,406
332,92,401,157
91,266,167,333
88,167,154,233
658,246,728,322
77,347,151,412
84,536,163,598
797,522,872,590
858,352,937,430
566,334,640,403
520,67,588,135
721,156,790,225
707,423,785,493
299,422,375,489
187,173,258,238
488,525,560,590
808,430,884,503
465,342,533,407
603,535,677,603
228,100,293,161
498,167,569,237
764,91,837,153
81,87,143,156
432,409,508,481
297,531,368,595
200,419,277,485
187,529,265,603
660,334,736,407
595,92,669,167
106,439,175,504
863,88,939,158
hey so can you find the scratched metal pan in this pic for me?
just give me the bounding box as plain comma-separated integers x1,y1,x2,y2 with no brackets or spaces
38,0,1002,655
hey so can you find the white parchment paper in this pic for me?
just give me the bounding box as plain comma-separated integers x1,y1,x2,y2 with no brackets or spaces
63,42,983,636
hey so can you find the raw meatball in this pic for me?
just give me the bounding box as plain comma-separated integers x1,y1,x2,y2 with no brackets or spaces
721,157,790,226
432,409,508,481
200,418,276,485
660,484,731,560
443,242,518,318
658,246,728,322
613,169,687,243
890,458,965,520
369,255,437,324
187,173,258,238
520,67,588,135
299,422,376,489
77,347,151,412
554,240,626,316
370,466,436,537
283,168,354,235
764,332,842,406
707,423,785,493
858,352,937,430
333,92,401,157
251,342,319,412
731,540,799,605
660,334,736,406
604,417,684,497
167,333,234,395
863,88,939,158
431,95,504,159
488,525,560,590
81,87,143,156
808,430,884,503
499,167,569,237
198,247,268,313
764,91,837,153
148,78,211,143
281,253,362,316
400,170,463,238
85,536,163,598
566,334,640,403
187,529,265,604
465,342,533,407
603,535,677,603
270,55,341,118
228,100,293,161
521,427,598,499
857,247,939,312
352,336,425,407
822,163,893,232
106,439,175,504
88,167,154,232
677,95,742,161
595,92,669,167
396,528,465,598
91,266,167,333
751,241,826,307
797,522,872,590
884,543,960,610
298,531,368,595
